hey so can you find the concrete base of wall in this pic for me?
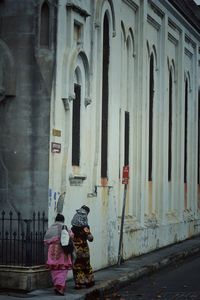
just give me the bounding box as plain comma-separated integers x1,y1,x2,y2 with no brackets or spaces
0,265,51,291
122,219,199,261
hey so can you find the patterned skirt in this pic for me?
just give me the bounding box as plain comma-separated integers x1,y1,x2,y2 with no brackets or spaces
72,236,95,288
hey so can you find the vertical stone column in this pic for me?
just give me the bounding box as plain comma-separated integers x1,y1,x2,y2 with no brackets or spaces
177,30,185,220
191,44,198,215
159,15,168,224
138,0,147,225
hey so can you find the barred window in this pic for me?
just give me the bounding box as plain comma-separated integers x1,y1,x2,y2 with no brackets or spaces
148,53,154,181
124,111,129,166
72,84,81,166
184,79,188,183
101,14,109,178
198,90,200,184
168,70,172,181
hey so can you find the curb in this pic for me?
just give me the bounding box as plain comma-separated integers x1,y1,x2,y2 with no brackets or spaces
84,245,200,299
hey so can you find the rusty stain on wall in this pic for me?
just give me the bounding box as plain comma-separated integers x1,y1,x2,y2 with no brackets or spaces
101,187,108,211
148,181,153,214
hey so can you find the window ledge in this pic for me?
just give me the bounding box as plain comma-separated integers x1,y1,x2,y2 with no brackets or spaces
69,174,87,186
66,2,90,18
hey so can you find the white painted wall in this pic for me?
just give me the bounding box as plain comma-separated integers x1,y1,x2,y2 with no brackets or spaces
49,0,200,270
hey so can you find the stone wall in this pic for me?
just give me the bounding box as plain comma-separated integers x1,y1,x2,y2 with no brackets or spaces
0,0,57,216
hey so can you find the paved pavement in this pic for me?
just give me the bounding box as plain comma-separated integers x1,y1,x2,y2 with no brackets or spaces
0,235,200,299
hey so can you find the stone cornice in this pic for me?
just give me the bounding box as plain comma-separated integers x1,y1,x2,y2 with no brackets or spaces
147,14,161,30
184,47,193,59
66,2,90,19
122,0,138,12
168,32,178,46
149,0,165,19
168,18,182,34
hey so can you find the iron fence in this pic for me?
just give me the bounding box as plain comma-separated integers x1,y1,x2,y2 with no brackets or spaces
0,210,48,266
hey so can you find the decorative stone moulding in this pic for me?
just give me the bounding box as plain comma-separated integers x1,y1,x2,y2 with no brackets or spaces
62,98,70,111
62,94,75,111
84,97,92,107
69,174,87,186
66,2,90,19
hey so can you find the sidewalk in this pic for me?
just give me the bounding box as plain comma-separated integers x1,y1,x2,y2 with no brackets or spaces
0,235,200,300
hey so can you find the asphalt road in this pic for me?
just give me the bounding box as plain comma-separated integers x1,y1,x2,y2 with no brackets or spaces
103,253,200,300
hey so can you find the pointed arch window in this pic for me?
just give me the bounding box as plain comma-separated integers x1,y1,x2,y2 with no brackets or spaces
184,79,188,183
124,37,131,168
72,84,81,166
198,90,200,184
148,53,154,181
124,111,129,166
101,13,110,178
40,1,50,47
168,70,173,181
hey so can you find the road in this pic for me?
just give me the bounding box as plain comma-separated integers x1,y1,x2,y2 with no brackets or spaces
103,253,200,300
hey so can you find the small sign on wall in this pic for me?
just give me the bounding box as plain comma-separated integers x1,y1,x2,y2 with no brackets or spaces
51,142,61,153
52,129,61,137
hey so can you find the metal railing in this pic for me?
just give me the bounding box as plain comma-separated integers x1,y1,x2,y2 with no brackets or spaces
0,211,48,266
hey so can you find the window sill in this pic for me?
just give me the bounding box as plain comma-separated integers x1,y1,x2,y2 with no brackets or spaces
69,174,87,186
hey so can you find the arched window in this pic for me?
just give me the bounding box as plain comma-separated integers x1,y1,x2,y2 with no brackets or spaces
40,2,50,47
184,79,188,183
168,70,173,181
124,37,131,167
124,111,129,166
148,53,154,181
198,90,200,184
72,83,81,166
101,13,110,178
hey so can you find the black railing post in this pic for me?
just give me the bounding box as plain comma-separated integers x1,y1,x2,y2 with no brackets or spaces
40,212,45,264
32,212,36,264
1,211,5,264
13,231,16,265
9,211,13,264
24,219,32,266
17,212,21,264
42,212,45,235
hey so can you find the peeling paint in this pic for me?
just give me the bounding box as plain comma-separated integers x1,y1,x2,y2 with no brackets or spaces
148,181,153,214
184,183,187,209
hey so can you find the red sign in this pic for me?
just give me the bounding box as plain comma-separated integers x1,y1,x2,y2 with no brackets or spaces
122,165,129,184
51,142,61,153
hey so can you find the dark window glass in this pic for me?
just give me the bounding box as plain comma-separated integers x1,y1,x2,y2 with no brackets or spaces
148,54,154,181
198,91,200,184
101,14,109,178
184,80,188,183
40,2,50,47
72,84,81,166
124,111,129,166
168,71,172,181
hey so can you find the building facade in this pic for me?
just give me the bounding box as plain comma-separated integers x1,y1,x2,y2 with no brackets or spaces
0,0,57,216
0,0,200,272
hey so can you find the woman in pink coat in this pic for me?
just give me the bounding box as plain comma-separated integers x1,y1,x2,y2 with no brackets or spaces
44,214,73,295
